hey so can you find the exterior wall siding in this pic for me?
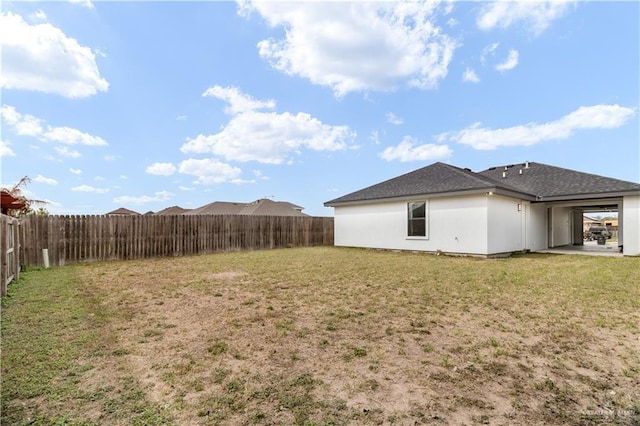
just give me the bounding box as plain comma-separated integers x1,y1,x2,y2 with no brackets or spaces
527,203,548,252
622,195,640,256
334,194,490,255
486,195,526,254
550,207,573,247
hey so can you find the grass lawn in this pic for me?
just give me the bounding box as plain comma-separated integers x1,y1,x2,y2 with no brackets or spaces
2,247,639,425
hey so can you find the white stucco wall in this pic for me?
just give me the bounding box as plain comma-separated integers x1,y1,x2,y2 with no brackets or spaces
550,206,573,247
622,194,640,256
487,195,526,254
333,194,491,255
527,203,548,252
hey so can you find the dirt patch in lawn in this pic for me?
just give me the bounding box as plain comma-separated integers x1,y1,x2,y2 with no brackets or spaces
4,248,640,425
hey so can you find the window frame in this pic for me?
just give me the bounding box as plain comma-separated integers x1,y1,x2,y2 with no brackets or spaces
407,200,429,239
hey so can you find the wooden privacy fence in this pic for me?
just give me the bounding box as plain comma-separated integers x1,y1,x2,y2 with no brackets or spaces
19,214,334,268
1,214,21,296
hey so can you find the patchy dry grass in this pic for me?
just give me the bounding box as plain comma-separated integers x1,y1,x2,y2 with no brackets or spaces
2,247,639,425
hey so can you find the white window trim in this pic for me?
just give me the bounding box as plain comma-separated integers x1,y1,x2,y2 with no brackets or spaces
407,200,429,240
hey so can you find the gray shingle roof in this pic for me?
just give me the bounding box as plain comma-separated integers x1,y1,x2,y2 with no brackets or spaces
325,161,640,206
325,162,522,205
479,162,640,199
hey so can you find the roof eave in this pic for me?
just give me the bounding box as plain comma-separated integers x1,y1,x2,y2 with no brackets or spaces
325,187,536,207
532,190,640,203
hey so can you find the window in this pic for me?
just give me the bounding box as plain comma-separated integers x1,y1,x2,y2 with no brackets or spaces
408,201,427,237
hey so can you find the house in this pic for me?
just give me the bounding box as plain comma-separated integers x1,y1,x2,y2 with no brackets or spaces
185,198,308,217
105,207,141,216
583,215,602,233
324,162,640,256
155,205,192,215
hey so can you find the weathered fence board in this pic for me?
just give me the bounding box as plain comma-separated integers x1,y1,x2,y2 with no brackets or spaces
1,214,21,295
18,215,334,268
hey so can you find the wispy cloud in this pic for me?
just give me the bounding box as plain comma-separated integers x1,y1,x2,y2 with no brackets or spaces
439,104,636,150
495,50,519,72
0,140,15,157
69,0,95,9
33,174,58,185
145,162,177,176
113,191,174,205
379,136,452,162
1,105,107,149
386,112,404,125
477,1,575,36
72,184,109,194
462,67,480,83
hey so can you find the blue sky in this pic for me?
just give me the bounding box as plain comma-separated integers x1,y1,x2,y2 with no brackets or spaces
1,1,638,216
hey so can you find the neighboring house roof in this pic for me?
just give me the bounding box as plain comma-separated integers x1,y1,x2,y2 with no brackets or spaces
155,206,192,215
106,207,141,215
583,215,602,223
185,201,246,215
325,161,640,206
185,199,308,216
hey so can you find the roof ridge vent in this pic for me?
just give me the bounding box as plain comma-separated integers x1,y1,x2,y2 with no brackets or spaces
524,161,530,169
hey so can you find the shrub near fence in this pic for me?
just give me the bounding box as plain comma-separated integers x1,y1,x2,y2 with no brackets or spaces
19,215,334,268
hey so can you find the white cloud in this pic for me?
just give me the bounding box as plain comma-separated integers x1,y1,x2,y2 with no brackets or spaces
183,87,355,164
113,191,174,205
370,130,380,145
70,168,82,175
55,146,82,158
203,85,275,114
379,136,453,162
495,49,519,72
146,162,177,176
440,104,636,150
386,112,403,125
178,158,243,184
178,185,195,191
176,115,187,121
462,67,480,83
0,140,16,157
0,12,108,97
33,174,58,185
72,184,109,194
253,169,269,180
1,104,107,148
242,2,458,97
43,126,107,146
31,10,47,22
69,0,95,9
183,111,354,164
477,1,574,36
0,105,43,136
480,42,499,65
